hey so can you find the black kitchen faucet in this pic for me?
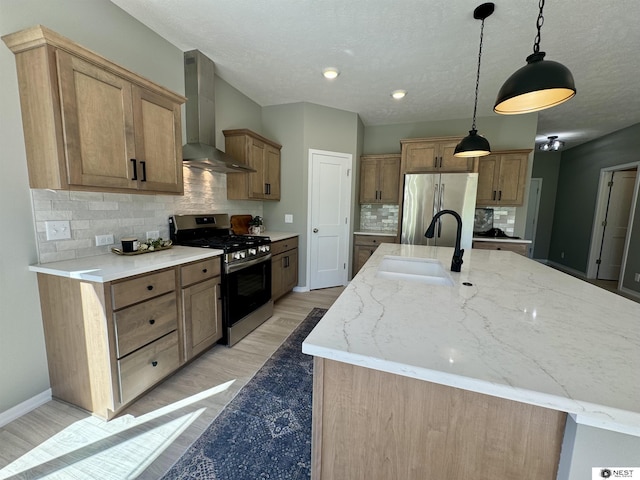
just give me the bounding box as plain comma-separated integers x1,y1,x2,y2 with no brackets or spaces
425,209,464,272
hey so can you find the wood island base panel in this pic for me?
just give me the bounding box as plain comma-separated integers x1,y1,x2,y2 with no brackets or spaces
312,358,566,480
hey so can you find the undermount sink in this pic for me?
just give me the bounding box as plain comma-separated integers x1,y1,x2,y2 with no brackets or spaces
376,256,455,286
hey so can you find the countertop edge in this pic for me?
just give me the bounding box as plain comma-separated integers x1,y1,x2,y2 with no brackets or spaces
260,231,299,242
354,231,398,237
472,237,532,244
29,247,223,282
301,342,640,437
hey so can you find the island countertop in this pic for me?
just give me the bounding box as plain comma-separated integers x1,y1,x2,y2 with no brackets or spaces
302,243,640,436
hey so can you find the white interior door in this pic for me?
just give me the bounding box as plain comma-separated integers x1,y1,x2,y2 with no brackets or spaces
308,149,351,290
598,170,637,280
524,178,542,258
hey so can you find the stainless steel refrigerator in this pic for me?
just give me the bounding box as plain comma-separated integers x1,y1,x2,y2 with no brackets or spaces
401,173,478,251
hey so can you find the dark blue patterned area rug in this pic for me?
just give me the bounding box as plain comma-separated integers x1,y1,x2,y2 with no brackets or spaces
161,307,327,480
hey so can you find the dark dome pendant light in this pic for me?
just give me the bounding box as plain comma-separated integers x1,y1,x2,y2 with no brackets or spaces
454,2,494,158
494,0,576,114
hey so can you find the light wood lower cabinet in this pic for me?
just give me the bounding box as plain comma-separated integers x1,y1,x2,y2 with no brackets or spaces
472,240,529,256
312,358,566,480
271,237,299,301
180,258,222,360
35,256,222,419
353,234,397,275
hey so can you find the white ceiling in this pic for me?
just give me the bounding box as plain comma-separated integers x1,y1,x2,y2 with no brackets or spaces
111,0,640,149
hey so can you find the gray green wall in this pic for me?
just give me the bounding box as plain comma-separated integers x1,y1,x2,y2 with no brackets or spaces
531,151,562,259
548,123,640,294
263,103,361,285
0,0,189,417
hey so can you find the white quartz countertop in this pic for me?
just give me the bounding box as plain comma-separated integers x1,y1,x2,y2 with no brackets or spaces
29,246,222,282
354,231,397,237
302,243,640,436
473,237,532,244
261,231,299,242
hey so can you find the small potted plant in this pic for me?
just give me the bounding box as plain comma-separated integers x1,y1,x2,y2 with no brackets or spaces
249,215,263,234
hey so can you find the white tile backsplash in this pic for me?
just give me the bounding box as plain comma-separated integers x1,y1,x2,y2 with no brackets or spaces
31,168,263,263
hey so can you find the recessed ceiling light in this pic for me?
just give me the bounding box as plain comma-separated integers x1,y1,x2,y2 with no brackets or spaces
322,68,340,80
391,90,407,100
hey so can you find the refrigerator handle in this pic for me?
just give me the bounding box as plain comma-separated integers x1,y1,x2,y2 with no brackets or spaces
437,183,445,237
433,184,439,217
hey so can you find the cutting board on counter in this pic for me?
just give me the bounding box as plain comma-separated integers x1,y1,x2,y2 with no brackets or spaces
230,215,252,234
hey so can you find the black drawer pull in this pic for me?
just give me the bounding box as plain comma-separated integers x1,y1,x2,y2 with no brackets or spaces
130,159,137,180
202,268,208,273
140,160,147,182
373,240,377,243
147,285,154,291
497,247,502,250
151,361,158,367
149,319,155,325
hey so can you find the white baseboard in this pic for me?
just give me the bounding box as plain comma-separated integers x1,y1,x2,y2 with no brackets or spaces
292,286,309,293
0,389,51,428
620,286,640,301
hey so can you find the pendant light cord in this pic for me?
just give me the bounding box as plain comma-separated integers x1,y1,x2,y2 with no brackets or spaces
533,0,545,54
471,18,485,131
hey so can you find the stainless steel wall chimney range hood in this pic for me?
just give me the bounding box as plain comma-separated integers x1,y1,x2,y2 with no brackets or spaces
182,50,255,173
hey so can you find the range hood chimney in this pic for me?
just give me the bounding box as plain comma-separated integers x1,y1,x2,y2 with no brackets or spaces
182,50,255,173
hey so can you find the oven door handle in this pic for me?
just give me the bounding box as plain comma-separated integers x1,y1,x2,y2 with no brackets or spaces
225,254,272,274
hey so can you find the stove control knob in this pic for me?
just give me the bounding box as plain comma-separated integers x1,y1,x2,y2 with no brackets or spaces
248,248,257,256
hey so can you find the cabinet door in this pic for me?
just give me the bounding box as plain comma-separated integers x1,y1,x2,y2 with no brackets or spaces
476,155,500,205
378,157,401,203
248,138,266,199
497,154,528,205
182,277,222,359
132,86,183,193
283,249,298,293
353,245,376,274
439,140,475,172
403,142,438,172
271,253,285,301
56,50,138,190
264,144,281,200
359,158,380,203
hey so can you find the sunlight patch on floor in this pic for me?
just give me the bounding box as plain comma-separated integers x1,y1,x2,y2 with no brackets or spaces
0,380,235,479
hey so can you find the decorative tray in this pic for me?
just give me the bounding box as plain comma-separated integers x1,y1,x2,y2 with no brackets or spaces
111,240,173,256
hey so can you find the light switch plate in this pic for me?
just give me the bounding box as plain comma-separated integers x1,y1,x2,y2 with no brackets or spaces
95,234,114,246
45,221,71,241
285,214,293,223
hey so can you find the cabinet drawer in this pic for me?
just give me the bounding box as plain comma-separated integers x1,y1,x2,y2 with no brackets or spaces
114,292,177,358
180,257,221,287
354,235,396,247
271,236,298,256
118,331,179,404
111,269,175,310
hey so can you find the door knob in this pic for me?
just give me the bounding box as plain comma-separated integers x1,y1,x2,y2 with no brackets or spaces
313,228,318,233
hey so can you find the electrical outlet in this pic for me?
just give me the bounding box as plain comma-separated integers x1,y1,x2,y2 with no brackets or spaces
284,214,293,224
560,251,565,259
635,273,640,282
45,221,71,241
95,234,114,246
146,231,160,240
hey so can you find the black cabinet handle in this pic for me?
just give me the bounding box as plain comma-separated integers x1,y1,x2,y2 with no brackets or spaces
149,319,156,325
498,190,502,201
151,361,158,367
202,268,208,273
131,159,137,180
140,160,146,182
264,183,268,194
147,285,154,291
492,190,496,200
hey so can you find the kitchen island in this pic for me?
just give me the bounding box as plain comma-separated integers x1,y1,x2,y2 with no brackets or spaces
302,243,640,479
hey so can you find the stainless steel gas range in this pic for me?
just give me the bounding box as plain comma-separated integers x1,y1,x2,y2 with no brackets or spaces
169,213,273,346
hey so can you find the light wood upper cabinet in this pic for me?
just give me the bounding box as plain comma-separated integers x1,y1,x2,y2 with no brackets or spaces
359,154,401,204
224,129,282,201
476,150,530,206
401,137,475,173
2,25,186,194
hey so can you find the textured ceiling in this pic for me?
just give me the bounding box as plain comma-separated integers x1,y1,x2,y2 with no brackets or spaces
111,0,640,149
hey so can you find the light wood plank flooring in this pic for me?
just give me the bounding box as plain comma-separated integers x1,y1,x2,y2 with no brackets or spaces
0,287,344,479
